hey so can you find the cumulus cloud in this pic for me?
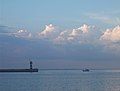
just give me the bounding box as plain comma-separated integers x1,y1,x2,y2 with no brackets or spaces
0,26,32,38
54,24,96,44
37,24,93,43
79,24,90,33
68,24,91,41
38,24,60,39
1,24,120,56
13,29,32,38
40,24,55,35
100,25,120,42
69,24,90,37
54,30,69,43
100,25,120,53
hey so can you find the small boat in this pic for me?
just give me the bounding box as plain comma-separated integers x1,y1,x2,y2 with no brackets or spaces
82,68,90,72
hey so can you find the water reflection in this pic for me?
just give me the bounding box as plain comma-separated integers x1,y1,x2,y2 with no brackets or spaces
0,70,120,91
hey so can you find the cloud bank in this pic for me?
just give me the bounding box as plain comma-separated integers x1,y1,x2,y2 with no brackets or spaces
0,24,120,63
54,24,95,44
100,25,120,42
13,30,32,38
38,24,60,39
100,25,120,53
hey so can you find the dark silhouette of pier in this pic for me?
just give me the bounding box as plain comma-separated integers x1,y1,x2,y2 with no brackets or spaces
0,61,38,72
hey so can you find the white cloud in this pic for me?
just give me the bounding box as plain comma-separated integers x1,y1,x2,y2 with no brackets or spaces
37,24,120,54
79,24,91,33
13,29,32,38
85,12,120,25
39,24,55,35
38,24,60,39
100,25,120,42
69,29,81,37
0,27,32,38
54,24,96,44
1,24,120,60
69,24,90,37
100,25,120,53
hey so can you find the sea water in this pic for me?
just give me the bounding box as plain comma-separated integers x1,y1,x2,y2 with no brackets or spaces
0,70,120,91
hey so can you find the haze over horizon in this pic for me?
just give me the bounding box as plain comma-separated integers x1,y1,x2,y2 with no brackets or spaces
0,0,120,69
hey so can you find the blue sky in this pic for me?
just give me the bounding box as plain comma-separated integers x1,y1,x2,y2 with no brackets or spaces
1,0,120,31
0,0,120,69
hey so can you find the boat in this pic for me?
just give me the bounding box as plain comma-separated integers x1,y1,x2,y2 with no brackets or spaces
82,68,90,72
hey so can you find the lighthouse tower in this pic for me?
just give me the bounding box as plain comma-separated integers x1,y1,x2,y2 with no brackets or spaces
30,61,33,69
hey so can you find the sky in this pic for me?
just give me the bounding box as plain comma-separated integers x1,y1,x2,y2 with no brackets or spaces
0,0,120,69
1,0,120,30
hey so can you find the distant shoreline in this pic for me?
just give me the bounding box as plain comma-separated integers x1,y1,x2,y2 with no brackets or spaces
38,69,120,70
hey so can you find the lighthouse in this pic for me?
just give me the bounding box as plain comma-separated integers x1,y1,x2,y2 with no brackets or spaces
30,61,33,69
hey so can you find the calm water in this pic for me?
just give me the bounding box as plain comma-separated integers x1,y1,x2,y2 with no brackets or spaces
0,70,120,91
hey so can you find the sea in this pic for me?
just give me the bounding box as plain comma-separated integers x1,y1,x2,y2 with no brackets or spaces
0,70,120,91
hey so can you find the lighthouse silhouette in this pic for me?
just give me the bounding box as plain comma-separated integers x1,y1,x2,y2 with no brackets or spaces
30,61,33,69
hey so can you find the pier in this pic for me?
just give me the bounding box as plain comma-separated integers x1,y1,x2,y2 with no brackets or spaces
0,61,38,72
